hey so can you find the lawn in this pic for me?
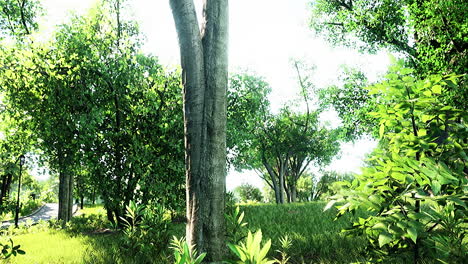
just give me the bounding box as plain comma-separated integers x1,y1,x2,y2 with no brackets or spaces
2,202,369,264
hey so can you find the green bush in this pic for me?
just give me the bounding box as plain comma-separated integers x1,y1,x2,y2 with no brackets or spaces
120,201,171,260
326,64,467,263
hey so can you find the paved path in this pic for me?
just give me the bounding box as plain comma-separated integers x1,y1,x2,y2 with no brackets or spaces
1,203,78,228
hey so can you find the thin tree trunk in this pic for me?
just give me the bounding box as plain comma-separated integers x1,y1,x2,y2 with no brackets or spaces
6,173,12,197
0,174,8,205
58,150,73,223
170,0,229,260
262,157,280,204
68,173,74,220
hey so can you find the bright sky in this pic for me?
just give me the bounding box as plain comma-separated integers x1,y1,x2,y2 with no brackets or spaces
34,0,387,189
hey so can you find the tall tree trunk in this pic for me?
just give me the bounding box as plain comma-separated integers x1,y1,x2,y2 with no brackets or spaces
58,152,73,223
5,173,12,198
58,169,70,222
284,182,291,203
92,187,96,205
170,0,229,261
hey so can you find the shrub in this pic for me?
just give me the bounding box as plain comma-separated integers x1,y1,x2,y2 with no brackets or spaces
120,200,171,259
326,65,467,263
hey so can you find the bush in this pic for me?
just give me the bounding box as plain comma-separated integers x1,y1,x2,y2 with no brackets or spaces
326,65,467,263
234,183,263,203
120,201,171,260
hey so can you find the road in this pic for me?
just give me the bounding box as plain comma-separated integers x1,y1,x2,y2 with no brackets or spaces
1,203,78,228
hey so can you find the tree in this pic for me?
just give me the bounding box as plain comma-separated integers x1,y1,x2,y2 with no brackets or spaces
234,183,263,203
169,0,229,260
1,1,186,225
326,64,467,263
318,66,377,140
0,0,40,37
310,0,467,108
295,171,353,202
227,72,271,167
227,65,340,204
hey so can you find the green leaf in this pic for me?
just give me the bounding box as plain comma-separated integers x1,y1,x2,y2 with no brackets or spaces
431,85,442,94
407,227,418,243
378,232,393,247
258,239,271,261
431,181,441,195
194,253,206,264
379,123,385,138
228,243,241,258
324,200,337,211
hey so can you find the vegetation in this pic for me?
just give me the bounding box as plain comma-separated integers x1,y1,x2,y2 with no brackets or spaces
2,202,367,263
0,0,465,263
234,183,263,203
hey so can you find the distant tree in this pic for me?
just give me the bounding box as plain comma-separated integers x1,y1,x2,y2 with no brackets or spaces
227,72,271,167
312,171,353,200
234,183,263,203
296,171,353,201
228,65,340,204
296,174,313,202
261,183,276,203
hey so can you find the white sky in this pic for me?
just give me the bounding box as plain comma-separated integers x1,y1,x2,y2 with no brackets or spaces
33,0,386,189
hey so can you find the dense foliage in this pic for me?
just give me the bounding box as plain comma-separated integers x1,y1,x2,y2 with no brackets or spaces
326,64,467,263
0,2,185,224
310,0,467,109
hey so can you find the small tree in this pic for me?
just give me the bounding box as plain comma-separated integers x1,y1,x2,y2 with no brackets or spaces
234,183,263,203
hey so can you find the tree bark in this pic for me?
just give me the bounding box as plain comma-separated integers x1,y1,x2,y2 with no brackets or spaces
170,0,228,261
278,157,287,204
57,151,73,223
68,173,74,220
262,154,281,204
290,185,297,203
58,169,70,222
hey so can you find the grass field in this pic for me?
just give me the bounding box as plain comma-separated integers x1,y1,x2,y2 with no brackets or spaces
240,202,367,263
2,202,370,263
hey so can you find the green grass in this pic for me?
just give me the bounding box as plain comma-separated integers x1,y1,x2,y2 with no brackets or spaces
76,204,107,216
5,231,111,264
3,202,369,263
239,202,367,263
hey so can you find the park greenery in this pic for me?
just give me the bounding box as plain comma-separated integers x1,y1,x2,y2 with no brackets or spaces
0,0,466,263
